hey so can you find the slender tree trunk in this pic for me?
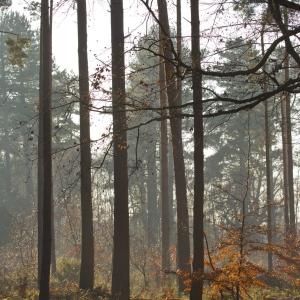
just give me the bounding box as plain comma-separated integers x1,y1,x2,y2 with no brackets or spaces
284,11,296,235
212,196,217,240
157,1,190,291
147,136,158,245
20,73,34,205
285,90,295,233
176,0,182,115
168,138,175,245
77,0,94,289
261,28,273,271
270,145,276,244
281,95,289,233
38,14,44,288
159,34,170,270
49,0,56,275
111,0,130,299
39,0,52,297
190,0,204,299
265,98,273,269
284,13,295,234
3,99,11,202
0,36,12,204
176,2,184,290
140,179,147,230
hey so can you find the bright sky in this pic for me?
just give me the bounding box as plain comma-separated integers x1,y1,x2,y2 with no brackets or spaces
6,0,192,73
47,0,181,142
5,0,197,142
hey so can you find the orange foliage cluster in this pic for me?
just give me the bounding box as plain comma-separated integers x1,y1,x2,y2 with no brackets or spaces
203,229,268,299
172,227,300,298
173,225,274,299
273,233,300,288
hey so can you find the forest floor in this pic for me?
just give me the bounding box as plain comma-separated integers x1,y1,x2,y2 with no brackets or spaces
1,275,300,300
1,286,300,300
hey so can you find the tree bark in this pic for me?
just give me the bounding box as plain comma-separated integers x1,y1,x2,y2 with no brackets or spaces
49,0,56,275
168,138,175,245
159,33,170,270
20,72,34,205
37,14,44,288
176,0,182,116
147,135,158,245
265,99,273,269
157,1,190,291
284,12,295,234
281,96,289,233
111,0,130,299
261,28,273,271
190,0,204,299
0,35,12,204
39,0,52,297
77,0,94,289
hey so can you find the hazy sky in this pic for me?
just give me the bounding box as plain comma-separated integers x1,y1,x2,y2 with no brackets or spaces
7,0,194,72
4,0,192,141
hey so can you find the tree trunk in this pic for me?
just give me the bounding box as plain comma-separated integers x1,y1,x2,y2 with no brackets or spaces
190,0,204,299
284,13,295,234
176,0,182,120
261,28,273,271
49,0,56,275
111,0,130,299
281,95,290,233
265,98,273,270
159,34,170,270
0,35,12,204
157,1,190,291
3,99,11,203
147,135,158,245
20,72,34,205
37,14,44,288
77,0,94,289
168,138,175,245
140,178,147,230
39,0,52,297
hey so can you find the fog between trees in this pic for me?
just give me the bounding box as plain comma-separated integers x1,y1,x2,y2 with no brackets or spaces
1,0,300,299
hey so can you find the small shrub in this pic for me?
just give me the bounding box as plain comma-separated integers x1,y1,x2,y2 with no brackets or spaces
54,257,81,284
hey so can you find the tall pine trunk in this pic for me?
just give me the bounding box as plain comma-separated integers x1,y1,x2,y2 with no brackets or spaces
281,96,289,233
159,33,170,270
39,0,52,297
0,35,12,204
147,135,158,245
20,72,34,205
37,14,44,288
77,0,94,289
49,0,56,275
265,100,273,269
190,0,204,299
168,138,175,245
176,0,182,118
284,12,295,234
261,27,273,271
176,3,185,292
157,1,190,290
111,0,130,299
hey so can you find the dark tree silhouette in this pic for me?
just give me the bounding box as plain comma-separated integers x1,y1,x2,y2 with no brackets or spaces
190,0,204,299
156,1,191,291
77,0,94,289
159,29,170,271
111,0,130,299
39,0,52,297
